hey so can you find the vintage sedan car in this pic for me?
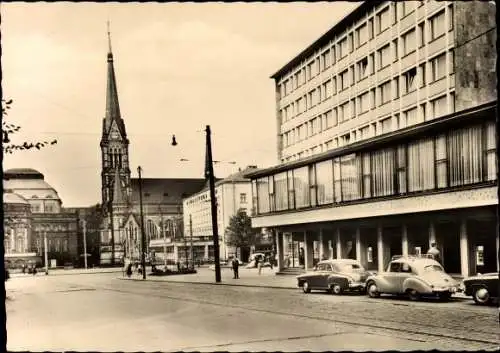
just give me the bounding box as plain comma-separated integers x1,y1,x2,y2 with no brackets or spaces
297,259,371,294
365,255,460,301
463,272,499,305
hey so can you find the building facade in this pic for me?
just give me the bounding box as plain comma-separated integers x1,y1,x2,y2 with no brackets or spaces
98,31,206,265
3,168,79,268
249,1,497,278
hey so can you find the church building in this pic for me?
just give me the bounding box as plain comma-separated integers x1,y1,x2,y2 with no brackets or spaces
99,29,206,265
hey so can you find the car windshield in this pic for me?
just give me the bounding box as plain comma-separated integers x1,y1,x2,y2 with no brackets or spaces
424,264,444,272
339,263,365,272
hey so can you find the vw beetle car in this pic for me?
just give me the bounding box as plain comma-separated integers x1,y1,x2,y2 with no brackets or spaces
365,255,460,301
297,259,371,294
462,272,499,305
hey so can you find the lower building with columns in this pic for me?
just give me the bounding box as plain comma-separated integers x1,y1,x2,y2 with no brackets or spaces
248,102,498,278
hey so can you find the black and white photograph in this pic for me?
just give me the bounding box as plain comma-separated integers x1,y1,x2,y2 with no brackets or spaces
2,1,498,351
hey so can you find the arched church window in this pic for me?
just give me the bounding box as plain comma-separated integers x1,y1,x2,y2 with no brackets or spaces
118,152,122,168
147,219,158,239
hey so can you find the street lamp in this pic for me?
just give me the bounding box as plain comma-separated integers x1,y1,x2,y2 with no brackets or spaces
137,166,147,280
172,126,222,283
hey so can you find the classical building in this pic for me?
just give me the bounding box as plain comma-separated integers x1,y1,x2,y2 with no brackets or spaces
3,168,79,268
98,31,206,265
248,1,497,277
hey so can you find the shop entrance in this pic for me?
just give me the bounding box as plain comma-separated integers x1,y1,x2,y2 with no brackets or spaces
406,222,429,256
435,222,461,274
383,226,402,259
287,236,304,268
468,219,497,274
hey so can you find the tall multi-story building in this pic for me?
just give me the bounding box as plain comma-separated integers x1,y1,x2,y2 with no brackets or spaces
248,1,497,278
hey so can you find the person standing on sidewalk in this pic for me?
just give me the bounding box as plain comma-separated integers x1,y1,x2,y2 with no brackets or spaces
257,255,262,275
232,257,240,279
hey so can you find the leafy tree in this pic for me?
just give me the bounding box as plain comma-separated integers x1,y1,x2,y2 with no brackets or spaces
225,209,262,256
2,98,57,153
79,204,105,266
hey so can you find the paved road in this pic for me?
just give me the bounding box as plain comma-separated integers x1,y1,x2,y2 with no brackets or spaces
6,273,499,351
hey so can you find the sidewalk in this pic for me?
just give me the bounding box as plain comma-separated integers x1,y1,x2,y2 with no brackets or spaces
10,267,123,278
118,267,472,300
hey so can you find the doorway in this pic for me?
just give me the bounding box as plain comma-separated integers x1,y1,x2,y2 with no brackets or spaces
435,222,461,274
468,219,497,274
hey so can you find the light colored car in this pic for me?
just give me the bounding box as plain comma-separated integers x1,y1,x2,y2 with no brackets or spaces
365,255,460,301
297,259,371,295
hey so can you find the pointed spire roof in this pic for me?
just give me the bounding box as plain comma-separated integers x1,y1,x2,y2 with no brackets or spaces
112,166,126,204
104,21,127,139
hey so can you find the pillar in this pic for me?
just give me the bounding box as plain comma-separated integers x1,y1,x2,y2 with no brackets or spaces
335,229,341,259
459,219,469,278
10,228,15,252
355,228,361,262
377,225,384,272
304,231,314,271
204,244,208,260
321,230,330,260
319,229,324,260
276,231,284,272
429,221,436,248
402,224,408,257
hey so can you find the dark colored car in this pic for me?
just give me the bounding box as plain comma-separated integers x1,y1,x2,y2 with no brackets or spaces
297,259,371,295
463,272,499,305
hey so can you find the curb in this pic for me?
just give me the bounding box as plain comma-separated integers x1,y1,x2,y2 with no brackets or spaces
115,277,473,301
11,270,123,278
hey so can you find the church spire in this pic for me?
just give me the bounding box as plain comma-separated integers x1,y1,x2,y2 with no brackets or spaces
104,21,126,138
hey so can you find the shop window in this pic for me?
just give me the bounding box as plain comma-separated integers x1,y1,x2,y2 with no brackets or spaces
435,134,448,188
407,138,435,192
256,177,270,214
340,154,362,201
294,167,310,208
371,147,396,197
287,170,295,209
274,173,288,211
316,160,334,205
447,126,483,187
485,122,497,181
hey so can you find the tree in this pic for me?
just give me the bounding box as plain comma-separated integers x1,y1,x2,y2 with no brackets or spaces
79,204,104,267
2,98,57,153
225,209,262,258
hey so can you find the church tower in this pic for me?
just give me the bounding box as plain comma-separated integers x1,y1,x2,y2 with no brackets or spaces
100,24,131,211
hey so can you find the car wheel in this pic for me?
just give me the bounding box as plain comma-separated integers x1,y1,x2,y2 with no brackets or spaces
408,289,420,301
438,292,452,301
302,281,311,294
473,287,490,305
367,282,380,298
330,283,343,295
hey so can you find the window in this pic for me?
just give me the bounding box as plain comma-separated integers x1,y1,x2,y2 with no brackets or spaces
405,107,418,126
371,147,395,197
340,154,362,201
339,37,348,58
362,153,371,198
448,126,483,186
407,138,435,192
356,24,368,47
294,167,310,208
378,44,391,69
430,95,448,119
309,165,317,206
368,18,374,39
380,117,392,134
430,53,447,82
377,7,390,34
324,79,333,98
401,1,416,17
273,173,288,211
322,50,331,70
358,91,370,113
449,50,454,74
379,80,391,105
393,39,398,62
348,33,354,53
357,57,369,81
340,69,349,90
435,134,448,188
326,109,337,128
448,5,454,31
485,121,497,181
256,177,270,213
396,145,407,194
239,193,247,204
389,262,401,272
402,29,416,56
287,170,295,209
419,63,426,88
349,65,355,86
339,101,352,122
430,10,446,40
418,22,425,47
403,67,417,93
316,160,334,205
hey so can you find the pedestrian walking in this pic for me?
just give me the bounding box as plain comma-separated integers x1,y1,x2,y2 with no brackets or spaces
126,263,133,278
427,242,441,263
232,257,240,279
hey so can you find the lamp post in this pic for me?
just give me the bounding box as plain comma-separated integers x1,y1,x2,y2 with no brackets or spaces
43,230,49,275
137,166,146,280
82,219,88,269
190,213,194,268
171,125,222,282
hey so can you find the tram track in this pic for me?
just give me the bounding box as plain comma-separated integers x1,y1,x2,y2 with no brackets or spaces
79,280,499,348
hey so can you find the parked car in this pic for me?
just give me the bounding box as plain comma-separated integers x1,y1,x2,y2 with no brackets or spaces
463,272,499,305
365,255,460,301
297,259,371,294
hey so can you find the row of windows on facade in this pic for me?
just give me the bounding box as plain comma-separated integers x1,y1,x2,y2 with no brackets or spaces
30,203,59,213
255,122,496,214
104,149,127,169
4,238,29,253
33,238,69,253
281,92,453,163
280,45,453,127
278,2,452,99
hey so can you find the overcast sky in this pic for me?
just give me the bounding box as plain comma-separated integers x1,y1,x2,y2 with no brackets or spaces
2,2,359,207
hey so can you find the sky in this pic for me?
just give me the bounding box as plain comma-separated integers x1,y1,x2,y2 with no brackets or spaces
2,1,359,207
